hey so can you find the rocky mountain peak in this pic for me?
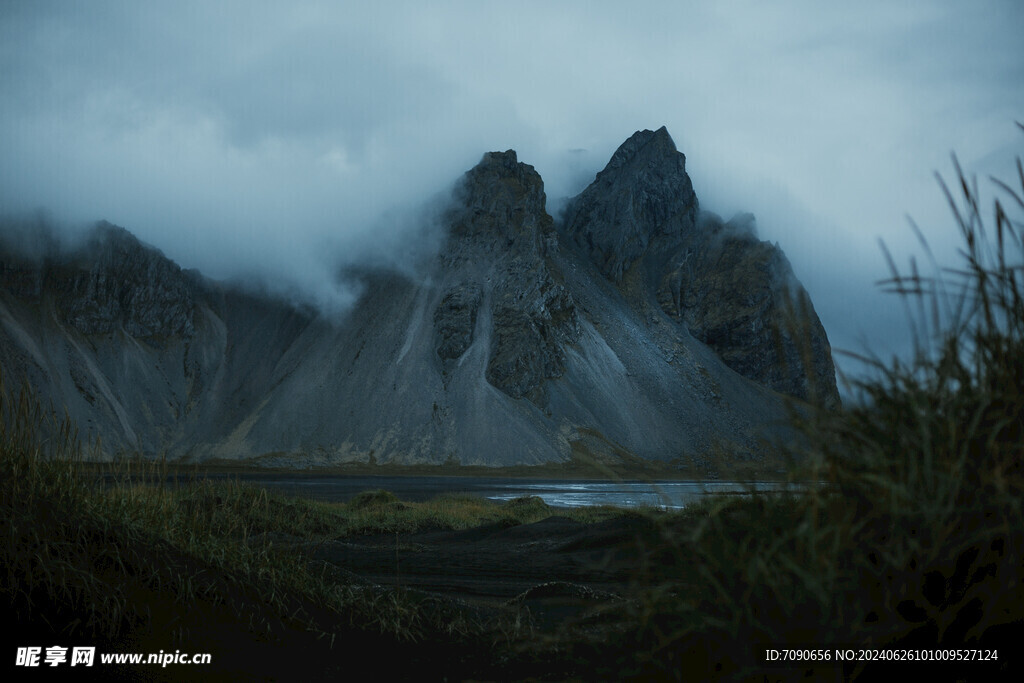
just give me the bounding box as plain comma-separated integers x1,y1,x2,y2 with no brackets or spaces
440,150,579,405
478,149,523,173
563,128,840,409
459,150,544,205
562,126,698,283
604,125,677,172
450,149,552,253
88,220,142,249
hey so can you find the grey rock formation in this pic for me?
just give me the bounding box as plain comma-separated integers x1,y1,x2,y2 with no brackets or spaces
664,213,839,409
59,223,195,340
444,150,580,403
562,128,840,409
563,126,697,285
0,128,839,466
433,282,483,368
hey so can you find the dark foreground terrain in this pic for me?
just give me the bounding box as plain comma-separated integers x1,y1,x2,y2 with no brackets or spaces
311,511,660,623
4,444,1024,682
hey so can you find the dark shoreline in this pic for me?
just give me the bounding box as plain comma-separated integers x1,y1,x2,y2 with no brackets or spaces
79,458,799,483
86,469,806,508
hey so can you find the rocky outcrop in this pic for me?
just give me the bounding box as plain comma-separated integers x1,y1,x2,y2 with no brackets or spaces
661,213,840,408
0,221,196,341
445,150,580,404
433,282,483,368
562,126,697,284
487,276,578,401
562,128,840,409
49,224,195,342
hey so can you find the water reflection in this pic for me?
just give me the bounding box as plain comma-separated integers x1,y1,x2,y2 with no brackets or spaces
485,481,792,509
219,475,795,509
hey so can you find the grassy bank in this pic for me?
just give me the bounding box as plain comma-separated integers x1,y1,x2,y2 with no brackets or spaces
144,443,795,482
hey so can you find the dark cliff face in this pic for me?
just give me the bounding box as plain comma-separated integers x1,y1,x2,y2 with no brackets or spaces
563,128,840,409
60,223,196,340
1,222,196,342
433,282,483,369
665,214,840,409
563,127,698,284
441,150,580,404
0,220,305,456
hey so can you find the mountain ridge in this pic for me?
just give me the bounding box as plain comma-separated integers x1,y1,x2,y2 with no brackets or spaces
0,127,839,466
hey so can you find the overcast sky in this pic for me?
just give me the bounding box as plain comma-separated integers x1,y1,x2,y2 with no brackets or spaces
1,1,1022,387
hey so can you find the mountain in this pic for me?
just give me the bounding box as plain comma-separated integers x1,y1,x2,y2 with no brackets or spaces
563,127,839,409
0,128,839,466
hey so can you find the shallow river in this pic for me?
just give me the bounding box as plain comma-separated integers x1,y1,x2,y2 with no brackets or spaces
207,475,794,509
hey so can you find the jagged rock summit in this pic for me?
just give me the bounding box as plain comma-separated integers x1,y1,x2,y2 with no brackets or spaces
563,127,840,409
0,127,839,466
443,149,579,403
564,126,697,284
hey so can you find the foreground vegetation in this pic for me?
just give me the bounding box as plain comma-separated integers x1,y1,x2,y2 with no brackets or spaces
3,144,1023,680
